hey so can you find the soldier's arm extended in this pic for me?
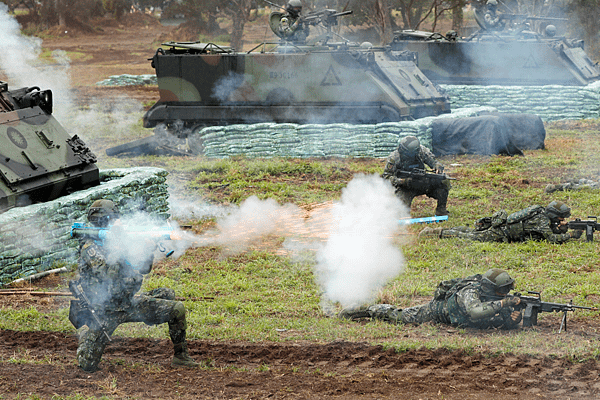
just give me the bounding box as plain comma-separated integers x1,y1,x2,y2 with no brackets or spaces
457,287,504,321
529,214,574,243
457,288,522,329
419,146,444,173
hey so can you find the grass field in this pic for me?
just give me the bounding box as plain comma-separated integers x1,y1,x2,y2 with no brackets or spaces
2,118,600,361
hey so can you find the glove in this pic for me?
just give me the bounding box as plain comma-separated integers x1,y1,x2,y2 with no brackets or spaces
501,295,520,308
435,163,444,174
570,230,583,239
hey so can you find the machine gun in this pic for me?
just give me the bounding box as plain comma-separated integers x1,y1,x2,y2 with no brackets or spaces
302,9,353,29
68,281,111,341
490,291,597,332
567,217,600,242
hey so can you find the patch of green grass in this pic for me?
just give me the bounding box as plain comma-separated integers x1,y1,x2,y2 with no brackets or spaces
4,121,600,361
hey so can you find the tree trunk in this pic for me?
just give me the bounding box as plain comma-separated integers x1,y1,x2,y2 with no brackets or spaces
229,0,252,51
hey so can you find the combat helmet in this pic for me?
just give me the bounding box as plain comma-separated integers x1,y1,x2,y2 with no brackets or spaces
545,200,571,220
398,135,420,157
286,0,302,17
486,0,498,7
481,268,514,295
87,199,120,227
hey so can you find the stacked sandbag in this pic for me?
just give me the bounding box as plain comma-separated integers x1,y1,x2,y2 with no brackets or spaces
0,167,170,285
189,107,496,158
442,84,600,121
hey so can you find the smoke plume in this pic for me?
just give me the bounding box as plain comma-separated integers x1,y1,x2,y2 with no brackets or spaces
313,174,407,309
167,174,408,310
0,4,73,119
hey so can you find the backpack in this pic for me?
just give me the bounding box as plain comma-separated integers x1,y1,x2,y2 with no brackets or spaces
506,205,544,225
433,274,481,301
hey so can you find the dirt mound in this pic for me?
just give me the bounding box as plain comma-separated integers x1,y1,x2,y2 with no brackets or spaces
1,329,599,399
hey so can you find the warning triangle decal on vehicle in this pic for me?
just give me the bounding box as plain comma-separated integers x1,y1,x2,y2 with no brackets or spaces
321,65,342,86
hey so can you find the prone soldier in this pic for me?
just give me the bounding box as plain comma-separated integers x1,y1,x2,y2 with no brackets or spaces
340,269,522,329
419,200,583,243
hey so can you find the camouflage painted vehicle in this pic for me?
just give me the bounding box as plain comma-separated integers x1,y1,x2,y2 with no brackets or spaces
390,8,600,86
0,81,99,212
136,9,450,145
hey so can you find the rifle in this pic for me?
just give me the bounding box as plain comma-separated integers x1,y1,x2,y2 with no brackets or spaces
395,168,456,191
567,217,600,242
69,281,112,342
490,291,597,332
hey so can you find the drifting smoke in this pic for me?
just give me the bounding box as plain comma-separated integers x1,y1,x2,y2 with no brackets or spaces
313,174,408,309
169,174,408,309
172,174,408,309
0,4,74,119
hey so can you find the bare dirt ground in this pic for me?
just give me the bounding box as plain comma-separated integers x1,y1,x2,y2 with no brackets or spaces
1,13,600,400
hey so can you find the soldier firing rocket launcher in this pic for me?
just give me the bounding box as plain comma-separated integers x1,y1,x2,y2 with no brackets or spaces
70,221,193,256
71,221,183,242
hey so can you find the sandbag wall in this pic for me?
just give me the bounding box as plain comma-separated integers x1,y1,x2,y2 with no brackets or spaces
441,84,600,121
0,167,170,285
191,107,493,158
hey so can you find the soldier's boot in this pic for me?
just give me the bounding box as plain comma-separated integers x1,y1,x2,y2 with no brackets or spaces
338,304,372,320
435,205,449,216
418,227,443,238
172,342,199,368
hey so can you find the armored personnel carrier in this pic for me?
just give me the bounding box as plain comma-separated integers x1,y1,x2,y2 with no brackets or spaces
138,9,450,143
390,7,600,86
0,81,99,212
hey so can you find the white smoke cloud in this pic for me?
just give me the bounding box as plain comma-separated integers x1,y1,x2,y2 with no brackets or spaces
313,174,408,309
180,174,407,309
0,4,73,119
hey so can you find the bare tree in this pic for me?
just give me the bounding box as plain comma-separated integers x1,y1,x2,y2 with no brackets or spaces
222,0,254,51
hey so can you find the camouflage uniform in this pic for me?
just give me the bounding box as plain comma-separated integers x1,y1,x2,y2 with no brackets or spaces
545,179,600,193
381,138,450,216
341,273,521,330
70,236,193,372
427,205,575,243
273,0,309,43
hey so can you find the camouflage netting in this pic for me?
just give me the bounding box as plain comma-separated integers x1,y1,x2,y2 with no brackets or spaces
442,83,600,121
0,167,169,286
189,107,495,158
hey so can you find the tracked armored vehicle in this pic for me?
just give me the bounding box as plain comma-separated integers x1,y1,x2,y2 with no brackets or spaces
139,9,450,142
390,8,600,86
0,81,99,212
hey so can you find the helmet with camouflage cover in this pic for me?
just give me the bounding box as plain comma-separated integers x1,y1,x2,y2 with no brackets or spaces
286,0,302,17
398,135,421,157
481,268,514,295
545,200,571,220
87,199,120,227
486,0,498,7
